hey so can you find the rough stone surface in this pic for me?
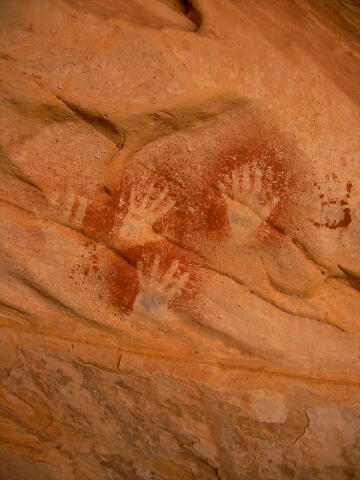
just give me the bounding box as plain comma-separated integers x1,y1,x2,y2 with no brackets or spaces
0,0,360,479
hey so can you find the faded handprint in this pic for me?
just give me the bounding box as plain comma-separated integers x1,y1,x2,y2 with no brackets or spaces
134,255,189,315
221,165,279,219
117,183,175,245
219,165,279,237
48,190,88,227
312,176,352,229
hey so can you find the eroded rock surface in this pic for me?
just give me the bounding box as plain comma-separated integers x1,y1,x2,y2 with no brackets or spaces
0,0,360,479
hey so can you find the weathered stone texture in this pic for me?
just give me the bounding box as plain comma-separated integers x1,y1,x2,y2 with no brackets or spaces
0,0,360,479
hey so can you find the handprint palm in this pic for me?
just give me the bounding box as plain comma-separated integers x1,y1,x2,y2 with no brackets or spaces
221,165,279,221
118,183,175,246
134,255,189,315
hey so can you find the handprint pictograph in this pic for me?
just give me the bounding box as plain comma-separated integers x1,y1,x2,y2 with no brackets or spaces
134,255,189,315
224,165,279,219
115,183,175,246
219,164,279,236
312,175,352,229
48,190,88,227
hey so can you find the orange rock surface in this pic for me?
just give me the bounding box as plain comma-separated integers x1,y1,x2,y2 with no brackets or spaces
0,1,360,479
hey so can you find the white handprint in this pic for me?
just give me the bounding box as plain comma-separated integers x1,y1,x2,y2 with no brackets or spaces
220,165,279,221
218,165,279,241
116,183,175,246
134,255,189,315
48,190,88,227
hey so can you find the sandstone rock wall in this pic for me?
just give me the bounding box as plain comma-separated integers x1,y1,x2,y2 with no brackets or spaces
0,1,360,479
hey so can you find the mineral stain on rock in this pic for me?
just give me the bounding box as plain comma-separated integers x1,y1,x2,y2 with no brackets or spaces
312,177,353,229
0,0,360,479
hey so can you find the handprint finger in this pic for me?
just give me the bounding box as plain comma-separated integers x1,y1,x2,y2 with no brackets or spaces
140,182,155,211
62,191,76,222
262,204,271,220
270,194,279,211
73,196,88,226
151,186,169,210
262,193,279,219
168,271,189,297
162,260,180,288
48,191,60,207
232,169,241,200
241,164,251,196
159,197,175,218
150,255,161,281
218,180,226,195
253,168,263,199
177,271,189,291
159,185,169,200
129,186,137,210
136,261,145,286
